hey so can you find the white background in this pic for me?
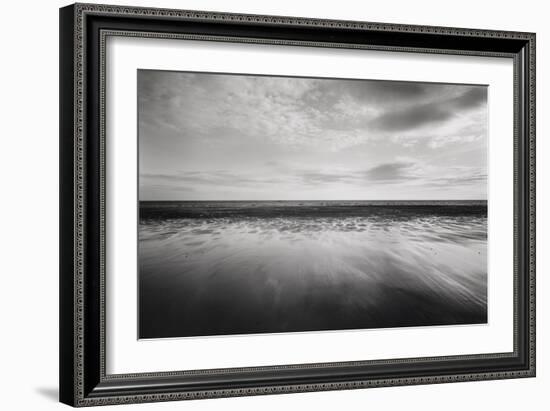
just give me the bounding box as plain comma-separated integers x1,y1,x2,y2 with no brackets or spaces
108,37,514,374
0,0,546,410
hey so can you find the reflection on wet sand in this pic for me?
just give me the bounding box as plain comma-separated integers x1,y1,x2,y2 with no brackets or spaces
139,201,487,339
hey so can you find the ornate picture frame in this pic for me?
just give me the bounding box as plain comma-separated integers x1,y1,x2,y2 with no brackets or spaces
59,3,535,406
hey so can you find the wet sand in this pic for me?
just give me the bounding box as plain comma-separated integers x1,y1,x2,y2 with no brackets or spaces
138,201,487,339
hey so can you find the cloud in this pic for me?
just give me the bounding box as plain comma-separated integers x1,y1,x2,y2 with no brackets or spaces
370,86,487,133
427,172,487,187
139,70,487,155
138,71,487,200
298,170,356,185
364,162,418,181
449,87,487,108
142,169,362,189
141,171,282,187
343,80,430,103
371,105,452,132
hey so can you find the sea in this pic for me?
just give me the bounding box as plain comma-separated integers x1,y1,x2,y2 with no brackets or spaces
138,200,488,339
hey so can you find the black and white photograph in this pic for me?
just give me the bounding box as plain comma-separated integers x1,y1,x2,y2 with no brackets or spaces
138,70,488,339
54,2,537,407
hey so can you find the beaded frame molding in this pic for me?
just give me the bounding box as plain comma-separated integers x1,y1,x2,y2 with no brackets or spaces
59,3,535,407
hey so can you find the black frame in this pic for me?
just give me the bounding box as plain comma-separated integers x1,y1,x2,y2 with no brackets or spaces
60,3,536,407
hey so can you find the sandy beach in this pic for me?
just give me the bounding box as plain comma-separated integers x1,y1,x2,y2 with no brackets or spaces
138,201,487,339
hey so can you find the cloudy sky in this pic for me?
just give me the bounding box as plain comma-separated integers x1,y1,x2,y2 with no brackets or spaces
138,70,487,201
